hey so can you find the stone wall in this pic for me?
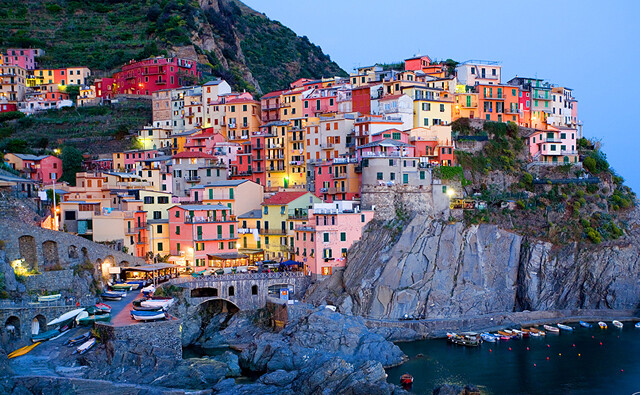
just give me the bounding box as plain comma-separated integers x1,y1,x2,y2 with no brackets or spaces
95,319,182,364
455,138,487,154
24,270,74,293
360,184,451,220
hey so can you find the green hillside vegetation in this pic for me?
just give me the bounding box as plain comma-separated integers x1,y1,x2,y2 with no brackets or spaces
0,0,346,94
0,100,151,155
450,119,636,245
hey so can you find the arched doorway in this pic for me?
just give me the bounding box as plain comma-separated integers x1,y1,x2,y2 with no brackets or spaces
18,235,37,270
5,316,21,338
31,314,46,335
42,240,60,268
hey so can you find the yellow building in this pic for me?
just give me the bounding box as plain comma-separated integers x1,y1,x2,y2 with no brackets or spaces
225,97,261,143
280,88,305,121
402,86,453,128
201,179,264,215
286,117,308,188
263,121,289,191
140,190,173,257
237,208,264,263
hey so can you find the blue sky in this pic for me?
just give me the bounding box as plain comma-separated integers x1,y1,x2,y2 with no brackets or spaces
243,0,640,192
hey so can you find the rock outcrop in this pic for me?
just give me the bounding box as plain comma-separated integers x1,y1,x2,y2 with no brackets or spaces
306,213,640,320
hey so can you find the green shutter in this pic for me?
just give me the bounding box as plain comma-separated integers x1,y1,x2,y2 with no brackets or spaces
229,188,234,199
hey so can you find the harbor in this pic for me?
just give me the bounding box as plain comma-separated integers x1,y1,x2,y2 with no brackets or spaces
388,321,640,394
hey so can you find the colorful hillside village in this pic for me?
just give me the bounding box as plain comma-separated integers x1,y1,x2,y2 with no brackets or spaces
1,50,583,278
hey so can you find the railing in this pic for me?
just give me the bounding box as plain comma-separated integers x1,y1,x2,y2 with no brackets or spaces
259,228,287,235
561,150,578,155
295,225,315,231
540,137,562,143
268,166,286,172
361,151,406,157
170,271,307,285
185,175,201,182
288,213,308,220
238,228,257,234
135,222,148,230
320,143,334,150
185,215,236,223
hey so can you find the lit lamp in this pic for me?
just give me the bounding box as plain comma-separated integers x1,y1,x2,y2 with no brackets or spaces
447,188,456,198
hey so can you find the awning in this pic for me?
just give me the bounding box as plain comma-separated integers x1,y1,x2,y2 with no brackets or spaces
121,263,179,272
207,252,249,260
238,248,264,255
281,260,300,266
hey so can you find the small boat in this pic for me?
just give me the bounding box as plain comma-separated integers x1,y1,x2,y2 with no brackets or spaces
400,373,413,388
141,285,155,297
543,325,560,333
132,304,164,312
126,281,145,289
85,306,109,316
446,332,456,339
635,322,640,328
481,333,497,342
511,329,528,338
612,320,623,329
528,327,540,334
498,330,516,338
75,338,96,355
8,342,41,359
140,298,174,309
448,332,481,347
130,309,168,322
579,321,592,328
110,283,133,291
95,303,112,313
32,328,61,343
47,308,85,326
102,291,124,301
530,331,541,337
598,321,607,329
76,311,111,326
66,331,91,346
557,324,574,331
38,294,62,302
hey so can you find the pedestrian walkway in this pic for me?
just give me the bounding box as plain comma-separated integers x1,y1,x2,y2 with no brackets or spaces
106,291,142,327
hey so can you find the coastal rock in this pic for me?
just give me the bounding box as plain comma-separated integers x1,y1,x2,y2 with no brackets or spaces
240,307,406,372
307,213,640,320
257,369,298,386
433,384,481,395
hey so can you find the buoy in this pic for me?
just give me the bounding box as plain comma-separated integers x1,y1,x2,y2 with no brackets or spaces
489,349,492,352
572,344,575,347
559,353,562,356
534,364,537,367
578,353,581,357
600,342,603,346
621,369,624,373
547,344,550,348
509,347,512,351
526,347,529,350
547,357,550,360
592,336,594,339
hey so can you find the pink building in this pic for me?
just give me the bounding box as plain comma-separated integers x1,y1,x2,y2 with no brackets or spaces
113,149,159,172
303,87,339,117
295,201,374,278
184,128,226,154
3,48,44,70
4,153,62,184
526,126,579,165
168,204,240,270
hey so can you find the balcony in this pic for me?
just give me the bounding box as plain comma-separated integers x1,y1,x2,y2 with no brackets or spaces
288,213,308,220
533,93,550,100
540,136,562,143
185,175,201,182
253,167,265,173
259,228,287,235
320,143,335,150
156,79,167,85
483,94,505,100
561,150,578,155
185,215,236,224
268,166,286,172
135,222,148,230
251,144,264,150
333,172,348,180
267,154,285,160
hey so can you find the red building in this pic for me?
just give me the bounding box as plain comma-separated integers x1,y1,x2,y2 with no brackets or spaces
4,153,62,184
113,57,199,96
134,211,149,258
249,131,266,186
95,78,115,99
303,87,338,117
0,103,18,113
351,86,371,115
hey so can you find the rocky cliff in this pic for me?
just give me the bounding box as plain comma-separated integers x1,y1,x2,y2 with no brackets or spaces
306,212,640,320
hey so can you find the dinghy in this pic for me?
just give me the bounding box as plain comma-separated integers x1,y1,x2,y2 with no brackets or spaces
130,309,168,322
95,303,112,313
110,283,133,291
47,308,85,326
612,320,623,329
102,291,125,301
579,321,592,328
635,322,640,328
132,303,164,312
75,338,96,355
76,311,111,326
598,321,607,329
8,342,41,359
32,328,61,343
140,297,174,309
557,323,574,331
38,294,61,302
66,331,91,346
481,333,497,342
543,325,560,333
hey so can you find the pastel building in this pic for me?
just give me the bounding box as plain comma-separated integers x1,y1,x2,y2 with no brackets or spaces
2,48,44,70
113,57,198,96
33,67,91,86
313,157,360,202
525,126,579,165
476,83,520,123
200,179,264,215
141,190,173,257
171,151,227,197
456,60,502,86
0,65,27,101
168,204,239,270
4,153,62,184
294,201,374,278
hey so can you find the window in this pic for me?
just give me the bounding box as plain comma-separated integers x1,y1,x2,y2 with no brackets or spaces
228,286,235,296
156,225,162,233
392,132,401,140
197,226,203,240
340,232,346,242
251,285,258,295
144,196,154,204
176,242,181,252
264,206,268,215
157,242,163,251
423,118,429,127
440,104,445,112
376,172,383,180
175,225,180,235
323,233,329,242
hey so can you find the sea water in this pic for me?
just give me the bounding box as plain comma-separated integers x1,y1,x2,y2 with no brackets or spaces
386,322,640,394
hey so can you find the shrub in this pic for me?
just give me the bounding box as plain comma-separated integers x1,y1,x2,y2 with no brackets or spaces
583,157,597,173
586,227,602,244
0,111,25,122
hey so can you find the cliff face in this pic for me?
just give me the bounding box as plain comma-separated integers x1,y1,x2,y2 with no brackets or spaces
306,213,640,320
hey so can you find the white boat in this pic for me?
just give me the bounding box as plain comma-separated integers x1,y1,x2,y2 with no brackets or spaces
612,320,623,329
557,323,574,331
598,321,607,329
38,294,62,302
140,298,174,309
543,325,560,333
130,310,167,322
47,308,85,326
530,331,541,337
141,285,155,294
634,322,640,329
75,338,96,355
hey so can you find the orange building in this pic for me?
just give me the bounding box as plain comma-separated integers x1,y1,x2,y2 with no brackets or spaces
477,84,519,124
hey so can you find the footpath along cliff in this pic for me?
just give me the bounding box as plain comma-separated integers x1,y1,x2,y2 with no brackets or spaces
306,210,640,321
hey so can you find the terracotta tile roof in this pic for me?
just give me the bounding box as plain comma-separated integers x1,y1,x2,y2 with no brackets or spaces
172,151,215,159
225,97,258,104
261,90,286,99
262,191,308,205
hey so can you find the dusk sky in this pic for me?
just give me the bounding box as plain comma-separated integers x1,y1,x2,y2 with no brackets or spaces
244,0,640,193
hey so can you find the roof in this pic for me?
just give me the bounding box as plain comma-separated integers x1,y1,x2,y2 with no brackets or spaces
379,94,405,101
12,154,51,161
141,155,172,163
225,97,257,104
172,151,215,159
237,209,262,219
261,90,286,99
357,139,412,149
203,79,224,86
263,191,308,206
371,128,404,136
171,204,230,211
0,173,37,183
203,180,249,187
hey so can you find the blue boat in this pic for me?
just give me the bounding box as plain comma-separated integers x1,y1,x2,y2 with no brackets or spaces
102,291,124,301
557,323,574,331
579,321,592,328
635,322,640,329
130,309,167,321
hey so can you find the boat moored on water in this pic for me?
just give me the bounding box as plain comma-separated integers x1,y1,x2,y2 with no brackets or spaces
557,324,574,331
635,322,640,328
544,325,560,333
448,332,482,347
598,321,607,329
400,373,413,389
612,320,623,329
481,333,497,342
579,321,592,328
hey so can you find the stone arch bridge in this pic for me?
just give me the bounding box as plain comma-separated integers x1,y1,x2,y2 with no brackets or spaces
168,272,311,311
0,218,144,275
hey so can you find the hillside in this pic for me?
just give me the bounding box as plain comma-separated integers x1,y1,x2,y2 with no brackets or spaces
0,0,346,95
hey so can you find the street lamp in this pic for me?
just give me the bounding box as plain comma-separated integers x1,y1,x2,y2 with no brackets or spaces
447,188,456,198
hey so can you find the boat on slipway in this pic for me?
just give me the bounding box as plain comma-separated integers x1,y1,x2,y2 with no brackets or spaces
8,342,41,359
130,309,168,322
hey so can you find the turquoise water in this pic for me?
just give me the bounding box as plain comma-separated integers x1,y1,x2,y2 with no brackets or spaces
387,323,640,394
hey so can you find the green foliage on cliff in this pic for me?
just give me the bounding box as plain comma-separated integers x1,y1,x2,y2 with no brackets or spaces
0,0,346,94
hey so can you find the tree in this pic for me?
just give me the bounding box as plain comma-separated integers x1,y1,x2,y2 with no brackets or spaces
60,146,83,185
0,138,29,153
63,85,80,102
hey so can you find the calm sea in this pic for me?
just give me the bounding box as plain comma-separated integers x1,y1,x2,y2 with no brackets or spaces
386,322,640,394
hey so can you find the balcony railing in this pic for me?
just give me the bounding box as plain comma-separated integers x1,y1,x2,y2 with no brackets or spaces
259,228,287,235
268,166,286,172
320,143,334,150
185,175,201,182
185,215,236,224
288,213,308,220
